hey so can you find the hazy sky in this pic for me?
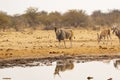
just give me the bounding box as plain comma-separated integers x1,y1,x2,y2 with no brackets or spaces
0,0,120,15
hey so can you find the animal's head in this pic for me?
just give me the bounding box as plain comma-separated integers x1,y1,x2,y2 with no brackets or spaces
97,33,101,43
111,26,117,34
111,24,118,34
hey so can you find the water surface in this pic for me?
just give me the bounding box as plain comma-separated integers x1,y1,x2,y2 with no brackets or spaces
0,59,120,80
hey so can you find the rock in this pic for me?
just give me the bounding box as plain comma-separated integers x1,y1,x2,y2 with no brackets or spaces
87,76,93,80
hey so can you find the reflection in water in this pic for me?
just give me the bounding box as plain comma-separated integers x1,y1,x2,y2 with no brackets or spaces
0,60,120,80
113,59,120,69
2,78,11,80
54,60,74,77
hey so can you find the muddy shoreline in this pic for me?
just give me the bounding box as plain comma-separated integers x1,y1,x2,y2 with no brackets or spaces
0,54,120,68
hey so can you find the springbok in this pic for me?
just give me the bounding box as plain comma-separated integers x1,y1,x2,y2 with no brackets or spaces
97,29,112,44
54,27,73,48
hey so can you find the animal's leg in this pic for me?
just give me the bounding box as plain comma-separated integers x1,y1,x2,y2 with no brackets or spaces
97,40,100,44
109,35,112,45
58,40,61,48
104,38,107,45
103,37,105,44
97,33,100,44
117,38,120,45
119,39,120,45
106,36,109,45
70,39,72,48
63,40,66,48
104,37,107,45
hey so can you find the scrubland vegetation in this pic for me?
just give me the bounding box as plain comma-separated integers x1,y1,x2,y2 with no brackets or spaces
0,7,120,31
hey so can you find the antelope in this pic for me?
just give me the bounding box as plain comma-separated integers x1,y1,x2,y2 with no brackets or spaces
54,27,73,48
111,26,120,44
97,29,112,44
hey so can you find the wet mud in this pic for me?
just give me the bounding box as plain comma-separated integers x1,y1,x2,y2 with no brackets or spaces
0,54,120,68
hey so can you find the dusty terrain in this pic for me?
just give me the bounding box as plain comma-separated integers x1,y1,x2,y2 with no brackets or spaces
0,29,120,67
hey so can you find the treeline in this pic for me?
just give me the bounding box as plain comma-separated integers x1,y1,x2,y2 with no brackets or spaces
0,7,120,31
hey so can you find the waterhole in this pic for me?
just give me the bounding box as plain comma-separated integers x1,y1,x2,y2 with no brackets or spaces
0,59,120,80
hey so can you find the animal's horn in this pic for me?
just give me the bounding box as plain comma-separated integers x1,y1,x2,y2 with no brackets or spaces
54,27,57,32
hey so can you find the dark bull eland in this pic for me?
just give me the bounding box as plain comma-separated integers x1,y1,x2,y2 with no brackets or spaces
54,27,73,48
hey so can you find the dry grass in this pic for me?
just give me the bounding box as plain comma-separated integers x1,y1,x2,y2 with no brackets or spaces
0,29,120,59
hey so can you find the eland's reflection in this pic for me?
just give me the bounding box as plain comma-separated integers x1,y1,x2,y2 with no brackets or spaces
54,60,74,77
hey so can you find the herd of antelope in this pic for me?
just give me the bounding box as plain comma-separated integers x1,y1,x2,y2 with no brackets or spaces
54,25,120,48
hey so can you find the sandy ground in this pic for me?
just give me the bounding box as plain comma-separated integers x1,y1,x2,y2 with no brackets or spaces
0,29,119,68
0,29,120,61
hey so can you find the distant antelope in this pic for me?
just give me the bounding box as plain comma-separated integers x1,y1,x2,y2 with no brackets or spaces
54,27,73,48
97,29,112,44
111,26,120,44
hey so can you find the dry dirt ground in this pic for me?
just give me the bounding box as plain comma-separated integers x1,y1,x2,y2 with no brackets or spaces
0,29,120,61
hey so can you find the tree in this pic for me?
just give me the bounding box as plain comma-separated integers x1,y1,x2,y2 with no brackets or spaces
37,11,48,26
24,7,40,29
11,14,28,31
0,11,11,31
91,10,120,26
62,10,89,27
47,11,61,26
